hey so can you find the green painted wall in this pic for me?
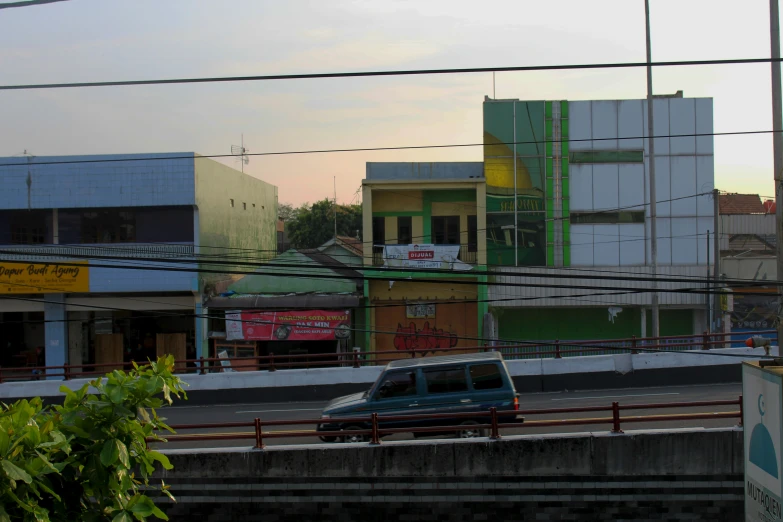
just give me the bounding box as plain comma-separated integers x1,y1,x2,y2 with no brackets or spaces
195,156,278,279
496,307,694,341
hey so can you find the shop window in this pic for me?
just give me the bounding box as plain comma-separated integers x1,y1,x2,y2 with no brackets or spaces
431,216,460,245
397,216,412,244
424,367,468,394
375,371,417,399
0,210,51,245
570,211,645,224
467,215,477,252
470,364,503,390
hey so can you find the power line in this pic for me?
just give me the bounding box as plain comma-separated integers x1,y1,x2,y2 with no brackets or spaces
0,129,775,168
0,0,69,9
1,57,781,91
0,291,772,360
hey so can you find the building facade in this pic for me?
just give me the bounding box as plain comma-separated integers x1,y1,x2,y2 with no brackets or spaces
0,153,277,375
362,94,715,350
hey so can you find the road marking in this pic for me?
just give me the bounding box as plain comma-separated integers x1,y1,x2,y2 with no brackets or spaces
235,408,324,414
549,392,680,401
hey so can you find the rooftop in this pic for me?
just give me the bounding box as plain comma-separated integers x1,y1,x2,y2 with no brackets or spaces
366,162,484,181
386,351,502,369
719,193,767,215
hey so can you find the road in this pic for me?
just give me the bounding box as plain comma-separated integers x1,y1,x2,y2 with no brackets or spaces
151,382,743,450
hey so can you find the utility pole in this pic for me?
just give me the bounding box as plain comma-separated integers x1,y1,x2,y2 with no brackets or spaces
713,189,721,332
334,176,338,240
645,0,660,337
771,0,783,347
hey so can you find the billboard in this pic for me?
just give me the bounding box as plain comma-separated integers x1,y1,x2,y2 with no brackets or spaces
483,100,547,266
744,362,783,521
381,244,472,271
225,310,351,341
0,261,89,294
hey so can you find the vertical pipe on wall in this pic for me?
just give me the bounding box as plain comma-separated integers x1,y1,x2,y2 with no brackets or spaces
513,102,518,267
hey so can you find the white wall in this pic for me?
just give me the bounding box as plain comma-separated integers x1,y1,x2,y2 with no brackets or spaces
568,98,714,267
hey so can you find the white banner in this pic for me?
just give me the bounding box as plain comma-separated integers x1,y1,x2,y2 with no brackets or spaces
381,244,472,271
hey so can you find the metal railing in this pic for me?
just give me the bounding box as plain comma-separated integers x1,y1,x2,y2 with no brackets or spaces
0,242,195,261
148,397,743,448
0,329,775,383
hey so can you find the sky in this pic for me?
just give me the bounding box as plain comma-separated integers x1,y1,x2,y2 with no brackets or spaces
0,0,779,206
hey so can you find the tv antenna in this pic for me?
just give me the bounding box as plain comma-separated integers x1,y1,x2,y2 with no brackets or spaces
231,134,250,173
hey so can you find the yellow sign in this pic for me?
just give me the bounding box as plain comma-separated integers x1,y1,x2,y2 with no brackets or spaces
0,261,89,294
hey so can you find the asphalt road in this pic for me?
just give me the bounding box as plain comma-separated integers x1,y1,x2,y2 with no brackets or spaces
150,382,743,450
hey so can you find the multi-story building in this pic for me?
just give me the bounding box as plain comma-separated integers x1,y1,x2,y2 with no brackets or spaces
0,153,277,375
363,93,715,352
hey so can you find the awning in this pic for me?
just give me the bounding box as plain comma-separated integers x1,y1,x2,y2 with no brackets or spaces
205,294,361,310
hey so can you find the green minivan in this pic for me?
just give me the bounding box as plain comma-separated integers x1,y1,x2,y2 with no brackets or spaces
317,352,521,443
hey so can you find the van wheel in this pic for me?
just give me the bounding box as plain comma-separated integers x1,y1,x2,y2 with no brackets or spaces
341,425,368,443
319,436,337,443
457,420,485,439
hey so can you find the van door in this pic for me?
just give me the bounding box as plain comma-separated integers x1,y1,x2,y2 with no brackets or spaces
467,362,515,415
364,369,422,429
416,366,473,427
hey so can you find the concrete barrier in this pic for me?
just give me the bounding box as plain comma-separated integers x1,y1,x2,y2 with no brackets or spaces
0,346,775,405
155,428,745,521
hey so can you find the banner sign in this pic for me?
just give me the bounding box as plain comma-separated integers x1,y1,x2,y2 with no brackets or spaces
0,261,89,294
225,310,351,341
381,244,472,271
406,303,435,319
744,363,783,521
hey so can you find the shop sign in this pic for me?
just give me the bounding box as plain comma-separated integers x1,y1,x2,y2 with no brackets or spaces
381,244,473,271
406,303,435,319
0,261,89,294
744,363,783,521
225,310,351,341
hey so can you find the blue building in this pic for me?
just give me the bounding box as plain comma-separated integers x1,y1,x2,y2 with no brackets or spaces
0,153,277,376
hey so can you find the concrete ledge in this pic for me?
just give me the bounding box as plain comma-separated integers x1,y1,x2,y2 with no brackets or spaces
0,346,774,405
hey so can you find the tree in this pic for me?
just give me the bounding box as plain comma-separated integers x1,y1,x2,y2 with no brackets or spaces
0,356,186,522
277,203,298,223
286,199,362,249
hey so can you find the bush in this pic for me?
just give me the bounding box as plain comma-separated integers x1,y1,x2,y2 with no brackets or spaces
0,355,187,521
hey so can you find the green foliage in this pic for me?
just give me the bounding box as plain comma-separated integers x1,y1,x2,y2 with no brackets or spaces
286,199,362,249
0,356,186,521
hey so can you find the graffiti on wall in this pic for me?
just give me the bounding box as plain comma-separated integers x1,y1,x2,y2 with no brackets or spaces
393,321,459,355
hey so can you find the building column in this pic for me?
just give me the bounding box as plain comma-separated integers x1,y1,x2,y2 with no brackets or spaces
44,294,68,380
68,311,88,370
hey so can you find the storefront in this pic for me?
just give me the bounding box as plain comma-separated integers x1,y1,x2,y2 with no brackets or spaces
212,309,353,370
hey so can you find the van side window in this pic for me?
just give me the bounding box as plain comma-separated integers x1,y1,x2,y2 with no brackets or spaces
470,364,504,390
376,372,417,399
424,367,468,394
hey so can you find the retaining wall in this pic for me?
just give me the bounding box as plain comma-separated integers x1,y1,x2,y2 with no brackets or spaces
0,346,774,406
155,428,744,521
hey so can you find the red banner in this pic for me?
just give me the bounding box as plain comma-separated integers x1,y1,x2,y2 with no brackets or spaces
225,310,351,341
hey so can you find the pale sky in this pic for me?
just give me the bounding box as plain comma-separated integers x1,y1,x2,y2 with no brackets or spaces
0,0,779,206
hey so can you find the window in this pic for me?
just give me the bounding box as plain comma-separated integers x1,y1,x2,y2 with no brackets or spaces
397,216,412,244
243,202,247,210
570,150,644,164
431,216,460,245
81,210,136,243
467,215,477,252
570,211,645,224
10,212,47,245
424,367,468,394
375,371,417,399
372,217,386,246
230,199,235,207
469,364,504,390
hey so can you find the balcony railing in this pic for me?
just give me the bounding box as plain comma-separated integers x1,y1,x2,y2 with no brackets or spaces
0,243,195,261
372,244,477,267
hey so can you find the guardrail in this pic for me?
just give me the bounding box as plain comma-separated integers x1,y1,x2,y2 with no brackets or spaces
0,329,775,383
147,397,743,449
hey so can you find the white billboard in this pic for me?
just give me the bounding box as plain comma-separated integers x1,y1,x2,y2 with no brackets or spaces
381,244,472,271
